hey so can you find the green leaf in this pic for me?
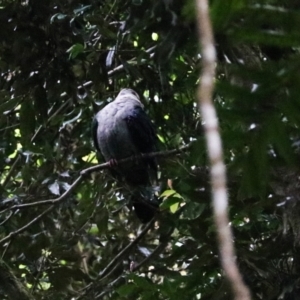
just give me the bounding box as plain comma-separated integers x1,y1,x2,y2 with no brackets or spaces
161,189,177,198
129,274,153,289
182,202,205,220
160,196,182,209
160,189,183,213
116,284,136,297
170,202,179,213
67,43,84,59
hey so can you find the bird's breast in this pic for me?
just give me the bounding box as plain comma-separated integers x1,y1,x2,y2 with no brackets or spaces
97,107,137,161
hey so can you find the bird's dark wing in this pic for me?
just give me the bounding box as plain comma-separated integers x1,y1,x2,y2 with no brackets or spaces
125,105,157,154
91,116,101,152
125,105,157,175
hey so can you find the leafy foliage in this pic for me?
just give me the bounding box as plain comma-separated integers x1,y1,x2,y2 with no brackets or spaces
1,0,300,299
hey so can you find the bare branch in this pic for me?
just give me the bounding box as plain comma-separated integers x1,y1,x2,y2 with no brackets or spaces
0,205,54,245
88,237,170,299
0,211,14,226
99,218,155,279
0,259,34,300
1,144,191,212
0,144,189,247
2,154,21,188
75,219,156,299
131,223,174,272
195,0,251,299
81,143,192,175
1,100,72,190
131,236,169,272
0,176,84,212
60,46,157,98
94,275,124,299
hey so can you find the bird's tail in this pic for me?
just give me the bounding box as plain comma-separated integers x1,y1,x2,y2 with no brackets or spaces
130,187,160,223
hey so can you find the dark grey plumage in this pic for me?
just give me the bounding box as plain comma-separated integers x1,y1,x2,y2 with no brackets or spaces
92,88,159,222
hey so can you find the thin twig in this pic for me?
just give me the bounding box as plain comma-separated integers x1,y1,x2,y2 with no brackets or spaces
97,262,122,283
0,144,188,247
2,154,21,188
1,240,11,259
76,219,156,300
1,100,71,189
99,218,155,279
132,237,169,272
90,235,170,299
0,123,19,132
94,275,124,299
1,144,191,212
60,46,157,98
0,211,14,226
0,176,83,212
0,205,54,245
195,0,251,299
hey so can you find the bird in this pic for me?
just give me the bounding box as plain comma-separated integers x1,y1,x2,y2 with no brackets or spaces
92,88,159,223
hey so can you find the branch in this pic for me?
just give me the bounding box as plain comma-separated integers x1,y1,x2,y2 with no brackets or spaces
2,144,191,212
2,154,21,188
100,224,172,280
0,176,84,212
75,218,156,300
81,143,192,176
59,46,157,98
195,0,251,299
90,237,170,299
0,144,189,248
0,211,14,226
99,218,155,279
131,234,171,272
1,100,72,189
94,275,124,299
0,205,54,245
0,259,34,300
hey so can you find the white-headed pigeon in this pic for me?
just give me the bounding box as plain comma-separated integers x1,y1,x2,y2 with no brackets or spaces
92,88,159,222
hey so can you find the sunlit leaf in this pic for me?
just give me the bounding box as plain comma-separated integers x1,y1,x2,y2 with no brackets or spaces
67,44,84,59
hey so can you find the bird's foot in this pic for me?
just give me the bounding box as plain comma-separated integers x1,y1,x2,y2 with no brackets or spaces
108,158,118,168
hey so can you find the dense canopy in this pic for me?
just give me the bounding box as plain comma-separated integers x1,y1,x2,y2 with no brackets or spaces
1,0,300,299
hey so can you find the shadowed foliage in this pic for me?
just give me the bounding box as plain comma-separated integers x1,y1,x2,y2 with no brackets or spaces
1,0,300,299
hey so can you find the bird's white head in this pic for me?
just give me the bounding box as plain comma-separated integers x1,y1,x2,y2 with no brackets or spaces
117,88,140,100
115,88,142,107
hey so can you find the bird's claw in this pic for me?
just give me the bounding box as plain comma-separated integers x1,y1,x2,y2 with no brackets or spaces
108,158,118,168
